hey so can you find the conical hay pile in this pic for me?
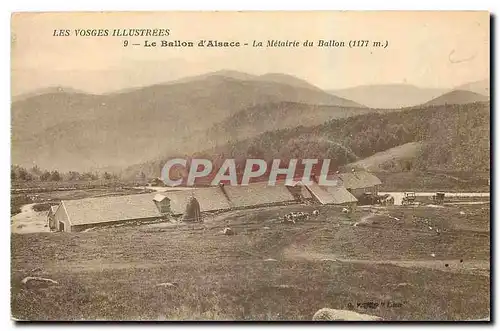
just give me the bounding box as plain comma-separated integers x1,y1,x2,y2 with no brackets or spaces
181,196,202,222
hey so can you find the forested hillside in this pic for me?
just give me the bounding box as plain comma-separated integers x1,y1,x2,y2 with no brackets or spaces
128,102,490,177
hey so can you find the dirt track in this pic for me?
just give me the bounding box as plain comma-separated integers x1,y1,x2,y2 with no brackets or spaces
380,192,490,205
283,246,489,276
11,203,48,234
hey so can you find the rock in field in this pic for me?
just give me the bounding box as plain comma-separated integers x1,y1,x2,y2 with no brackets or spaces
156,282,178,288
20,276,58,288
312,308,383,321
222,227,235,235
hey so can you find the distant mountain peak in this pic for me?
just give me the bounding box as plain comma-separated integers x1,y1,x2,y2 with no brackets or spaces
11,71,363,171
206,70,258,80
12,86,87,102
423,89,489,106
329,84,448,109
454,79,489,97
254,72,322,91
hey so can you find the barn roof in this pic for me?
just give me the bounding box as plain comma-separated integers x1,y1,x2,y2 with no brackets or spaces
305,182,358,205
335,171,382,189
283,180,313,199
161,187,231,215
61,194,162,226
323,186,358,204
223,181,295,208
304,182,337,204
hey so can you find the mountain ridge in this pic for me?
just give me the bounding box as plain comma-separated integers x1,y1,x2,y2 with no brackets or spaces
11,73,363,171
423,90,489,107
329,79,489,108
125,101,490,178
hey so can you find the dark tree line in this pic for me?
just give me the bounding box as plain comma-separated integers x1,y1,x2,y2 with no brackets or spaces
11,165,120,182
186,101,490,173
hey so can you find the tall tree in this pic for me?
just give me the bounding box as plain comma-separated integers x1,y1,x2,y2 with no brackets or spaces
50,170,61,181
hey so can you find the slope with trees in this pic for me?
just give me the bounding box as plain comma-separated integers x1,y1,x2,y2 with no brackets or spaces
127,102,490,178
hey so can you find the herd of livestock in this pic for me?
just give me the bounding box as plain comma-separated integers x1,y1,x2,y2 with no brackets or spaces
281,210,321,224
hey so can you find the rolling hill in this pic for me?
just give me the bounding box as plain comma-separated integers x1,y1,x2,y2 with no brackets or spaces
171,70,326,93
329,79,490,109
11,91,107,139
423,90,489,107
13,69,489,175
253,73,323,91
330,84,447,109
127,101,490,178
344,142,424,172
11,86,89,103
454,79,490,97
11,73,362,171
206,101,376,145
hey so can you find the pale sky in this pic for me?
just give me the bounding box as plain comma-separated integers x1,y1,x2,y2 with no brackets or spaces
11,11,490,95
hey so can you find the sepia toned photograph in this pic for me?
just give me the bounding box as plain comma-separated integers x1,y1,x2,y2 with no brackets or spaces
10,11,490,321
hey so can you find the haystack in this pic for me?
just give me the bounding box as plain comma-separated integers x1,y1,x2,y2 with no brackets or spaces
181,196,202,223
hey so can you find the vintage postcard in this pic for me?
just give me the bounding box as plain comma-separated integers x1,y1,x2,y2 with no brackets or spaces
10,11,490,321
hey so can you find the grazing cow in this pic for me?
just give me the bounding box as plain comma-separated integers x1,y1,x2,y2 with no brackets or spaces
383,196,395,206
282,211,310,224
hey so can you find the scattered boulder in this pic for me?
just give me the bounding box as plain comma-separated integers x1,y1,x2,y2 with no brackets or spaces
156,282,178,288
459,211,466,215
321,258,339,262
271,284,302,290
312,308,383,321
264,258,278,262
313,210,320,216
274,284,292,288
281,216,295,224
21,276,58,288
222,227,235,235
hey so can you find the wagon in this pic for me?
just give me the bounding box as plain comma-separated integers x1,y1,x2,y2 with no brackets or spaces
432,192,445,204
401,192,416,205
359,193,395,206
379,194,395,206
358,192,379,205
